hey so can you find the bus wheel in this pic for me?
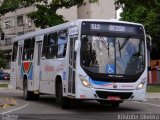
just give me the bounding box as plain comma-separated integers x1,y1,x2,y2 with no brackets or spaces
56,81,70,109
23,79,33,100
111,102,120,108
33,93,40,100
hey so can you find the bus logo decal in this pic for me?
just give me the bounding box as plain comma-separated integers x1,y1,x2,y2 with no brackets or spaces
21,62,33,80
45,65,54,72
22,62,32,73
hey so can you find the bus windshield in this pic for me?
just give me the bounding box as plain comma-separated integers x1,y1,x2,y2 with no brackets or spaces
81,35,145,75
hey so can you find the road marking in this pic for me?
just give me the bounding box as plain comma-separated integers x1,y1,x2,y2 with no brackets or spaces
135,101,160,108
1,103,29,115
0,97,17,109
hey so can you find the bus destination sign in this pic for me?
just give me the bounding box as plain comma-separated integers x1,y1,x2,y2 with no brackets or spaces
82,21,144,36
90,23,126,32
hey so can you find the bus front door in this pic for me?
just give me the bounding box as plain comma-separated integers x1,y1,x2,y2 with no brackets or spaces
17,46,23,89
68,35,78,96
33,40,42,92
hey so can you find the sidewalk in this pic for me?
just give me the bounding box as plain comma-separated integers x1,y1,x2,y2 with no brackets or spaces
146,93,160,99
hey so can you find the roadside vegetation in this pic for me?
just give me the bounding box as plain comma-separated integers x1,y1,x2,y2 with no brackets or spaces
115,0,160,59
147,85,160,93
0,83,8,88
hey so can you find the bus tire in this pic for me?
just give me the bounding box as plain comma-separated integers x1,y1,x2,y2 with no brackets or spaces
111,102,120,108
32,93,40,100
56,80,70,109
23,79,33,100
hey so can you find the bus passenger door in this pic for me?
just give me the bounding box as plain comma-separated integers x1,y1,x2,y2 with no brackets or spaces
17,46,23,89
68,35,78,96
34,36,43,92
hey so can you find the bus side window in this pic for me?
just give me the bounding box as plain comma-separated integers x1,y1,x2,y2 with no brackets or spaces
22,38,35,61
12,42,18,62
22,39,30,61
57,30,68,58
51,32,58,58
42,35,48,59
48,33,58,59
30,38,35,60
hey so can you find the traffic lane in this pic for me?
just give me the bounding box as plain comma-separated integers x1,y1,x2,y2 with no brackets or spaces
3,94,160,114
1,92,160,120
1,98,160,120
0,91,28,114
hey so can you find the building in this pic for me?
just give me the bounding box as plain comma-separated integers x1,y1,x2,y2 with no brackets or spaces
0,0,116,68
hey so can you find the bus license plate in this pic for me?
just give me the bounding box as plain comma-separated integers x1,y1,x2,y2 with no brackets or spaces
107,96,121,101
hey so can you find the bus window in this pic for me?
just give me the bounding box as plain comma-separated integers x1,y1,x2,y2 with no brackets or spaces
12,42,18,62
42,35,47,59
48,33,57,58
42,33,58,59
30,38,35,60
57,30,68,58
22,38,35,61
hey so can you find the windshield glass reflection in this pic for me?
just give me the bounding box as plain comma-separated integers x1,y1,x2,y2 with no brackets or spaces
81,35,145,75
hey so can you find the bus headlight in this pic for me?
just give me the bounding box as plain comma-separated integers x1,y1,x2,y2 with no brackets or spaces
136,78,146,90
78,74,92,88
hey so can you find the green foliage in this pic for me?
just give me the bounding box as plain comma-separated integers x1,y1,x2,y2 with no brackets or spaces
0,0,19,16
28,0,98,28
28,4,66,28
115,0,160,59
147,85,160,93
0,50,7,68
0,0,98,28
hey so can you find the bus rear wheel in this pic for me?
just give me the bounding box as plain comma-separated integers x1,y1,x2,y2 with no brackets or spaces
56,81,70,109
23,79,33,100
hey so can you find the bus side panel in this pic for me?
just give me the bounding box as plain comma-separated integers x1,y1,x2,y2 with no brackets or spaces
39,59,57,94
10,62,17,89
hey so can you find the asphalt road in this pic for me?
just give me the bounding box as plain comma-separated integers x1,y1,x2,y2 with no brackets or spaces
0,89,160,120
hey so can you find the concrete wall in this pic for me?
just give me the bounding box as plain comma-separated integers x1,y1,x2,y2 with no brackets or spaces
90,0,116,19
57,6,77,21
77,0,116,19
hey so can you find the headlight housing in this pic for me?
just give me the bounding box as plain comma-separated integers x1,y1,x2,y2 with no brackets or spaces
136,78,147,90
78,74,92,88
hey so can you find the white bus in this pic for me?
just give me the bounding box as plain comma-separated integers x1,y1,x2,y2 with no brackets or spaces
11,19,149,108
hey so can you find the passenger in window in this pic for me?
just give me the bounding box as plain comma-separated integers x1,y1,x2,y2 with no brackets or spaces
57,31,67,57
50,37,55,46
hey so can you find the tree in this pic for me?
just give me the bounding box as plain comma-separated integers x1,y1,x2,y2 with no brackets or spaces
0,0,99,28
0,50,7,68
115,0,160,59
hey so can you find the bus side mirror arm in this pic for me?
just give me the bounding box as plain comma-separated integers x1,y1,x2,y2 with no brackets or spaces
74,40,80,52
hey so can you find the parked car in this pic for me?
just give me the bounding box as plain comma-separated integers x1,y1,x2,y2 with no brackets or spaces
0,72,10,80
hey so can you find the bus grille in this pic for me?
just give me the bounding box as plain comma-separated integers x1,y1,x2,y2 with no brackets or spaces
96,91,133,99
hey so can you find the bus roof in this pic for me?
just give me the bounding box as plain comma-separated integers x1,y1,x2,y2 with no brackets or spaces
13,19,143,42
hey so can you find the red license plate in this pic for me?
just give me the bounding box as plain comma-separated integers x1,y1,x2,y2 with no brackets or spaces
107,96,121,101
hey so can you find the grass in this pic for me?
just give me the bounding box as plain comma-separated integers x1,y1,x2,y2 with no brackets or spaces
147,85,160,93
0,84,8,88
